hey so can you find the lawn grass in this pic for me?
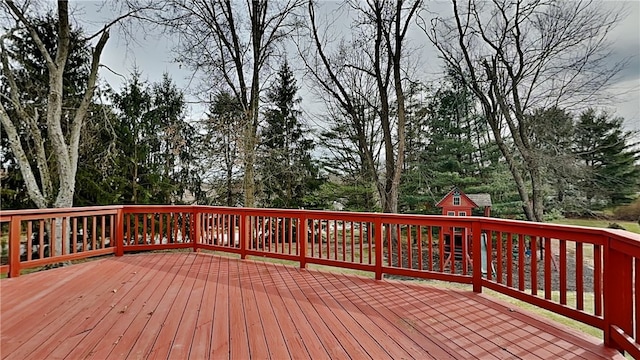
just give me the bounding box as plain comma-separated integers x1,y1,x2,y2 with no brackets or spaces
551,218,640,234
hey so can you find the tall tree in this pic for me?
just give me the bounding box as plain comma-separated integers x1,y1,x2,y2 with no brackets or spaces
305,0,422,213
161,0,304,207
0,0,155,210
150,73,202,204
110,72,198,205
427,0,624,221
202,92,244,207
575,109,640,206
259,60,320,208
524,106,581,213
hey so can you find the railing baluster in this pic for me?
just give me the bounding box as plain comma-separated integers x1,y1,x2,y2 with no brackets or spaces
299,215,307,267
72,218,78,253
27,221,33,261
333,219,338,260
439,227,444,273
506,233,512,287
576,242,584,310
518,234,525,291
417,226,422,271
496,231,502,284
531,236,537,296
92,216,97,251
50,218,56,256
342,221,346,261
544,237,551,300
427,227,433,271
594,244,602,316
559,239,567,305
374,217,382,280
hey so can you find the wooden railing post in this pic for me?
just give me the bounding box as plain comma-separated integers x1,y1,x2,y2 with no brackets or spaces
299,215,308,269
240,212,247,260
193,209,201,252
9,216,21,278
603,237,633,350
115,208,124,256
374,217,383,280
472,221,482,293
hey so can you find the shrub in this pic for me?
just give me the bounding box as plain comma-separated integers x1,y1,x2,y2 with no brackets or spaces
613,198,640,221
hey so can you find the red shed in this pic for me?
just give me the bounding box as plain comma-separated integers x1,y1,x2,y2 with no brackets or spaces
436,187,492,217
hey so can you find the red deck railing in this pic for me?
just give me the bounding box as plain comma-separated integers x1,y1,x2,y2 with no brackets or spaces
1,205,638,357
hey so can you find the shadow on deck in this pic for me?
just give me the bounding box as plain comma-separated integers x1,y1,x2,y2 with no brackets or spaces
0,252,622,359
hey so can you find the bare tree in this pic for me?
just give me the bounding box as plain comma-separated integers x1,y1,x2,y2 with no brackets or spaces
304,0,422,213
161,0,304,207
425,0,624,221
1,0,156,255
0,0,157,210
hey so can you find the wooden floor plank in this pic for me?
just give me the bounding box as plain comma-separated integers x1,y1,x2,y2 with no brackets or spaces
86,253,186,359
45,253,180,360
0,258,104,308
188,253,220,360
166,254,212,360
252,262,313,360
227,258,251,360
0,253,623,360
351,276,505,359
325,271,454,359
244,261,293,360
106,254,191,359
123,253,195,359
1,257,142,359
209,256,231,360
281,266,374,359
294,268,404,360
143,254,203,360
269,263,352,359
1,258,109,332
238,256,272,359
261,262,328,359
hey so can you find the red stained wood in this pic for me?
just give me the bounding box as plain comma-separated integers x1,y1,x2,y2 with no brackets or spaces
0,253,622,360
594,244,602,316
545,237,551,300
506,233,512,287
560,239,567,305
576,242,584,310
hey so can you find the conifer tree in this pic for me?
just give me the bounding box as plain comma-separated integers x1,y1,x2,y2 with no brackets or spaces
575,109,640,206
259,60,320,208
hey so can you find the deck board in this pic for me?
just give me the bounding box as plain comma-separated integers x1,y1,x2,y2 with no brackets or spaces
0,252,623,360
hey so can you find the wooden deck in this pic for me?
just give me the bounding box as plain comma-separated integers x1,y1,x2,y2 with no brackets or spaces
1,252,622,359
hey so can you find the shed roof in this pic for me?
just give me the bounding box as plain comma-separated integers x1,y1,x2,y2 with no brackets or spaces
467,193,492,208
435,187,492,208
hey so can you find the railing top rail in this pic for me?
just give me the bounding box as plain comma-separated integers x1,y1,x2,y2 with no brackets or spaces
0,205,123,217
2,204,639,247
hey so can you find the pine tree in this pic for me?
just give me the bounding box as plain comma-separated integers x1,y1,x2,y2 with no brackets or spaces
575,109,640,206
202,92,244,206
259,60,320,208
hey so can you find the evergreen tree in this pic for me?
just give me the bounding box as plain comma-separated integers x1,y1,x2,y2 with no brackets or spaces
202,92,244,206
259,60,321,208
414,74,494,209
109,72,199,205
151,73,202,204
574,109,640,206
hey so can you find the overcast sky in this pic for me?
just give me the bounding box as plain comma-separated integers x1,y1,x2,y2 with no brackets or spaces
88,1,639,132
